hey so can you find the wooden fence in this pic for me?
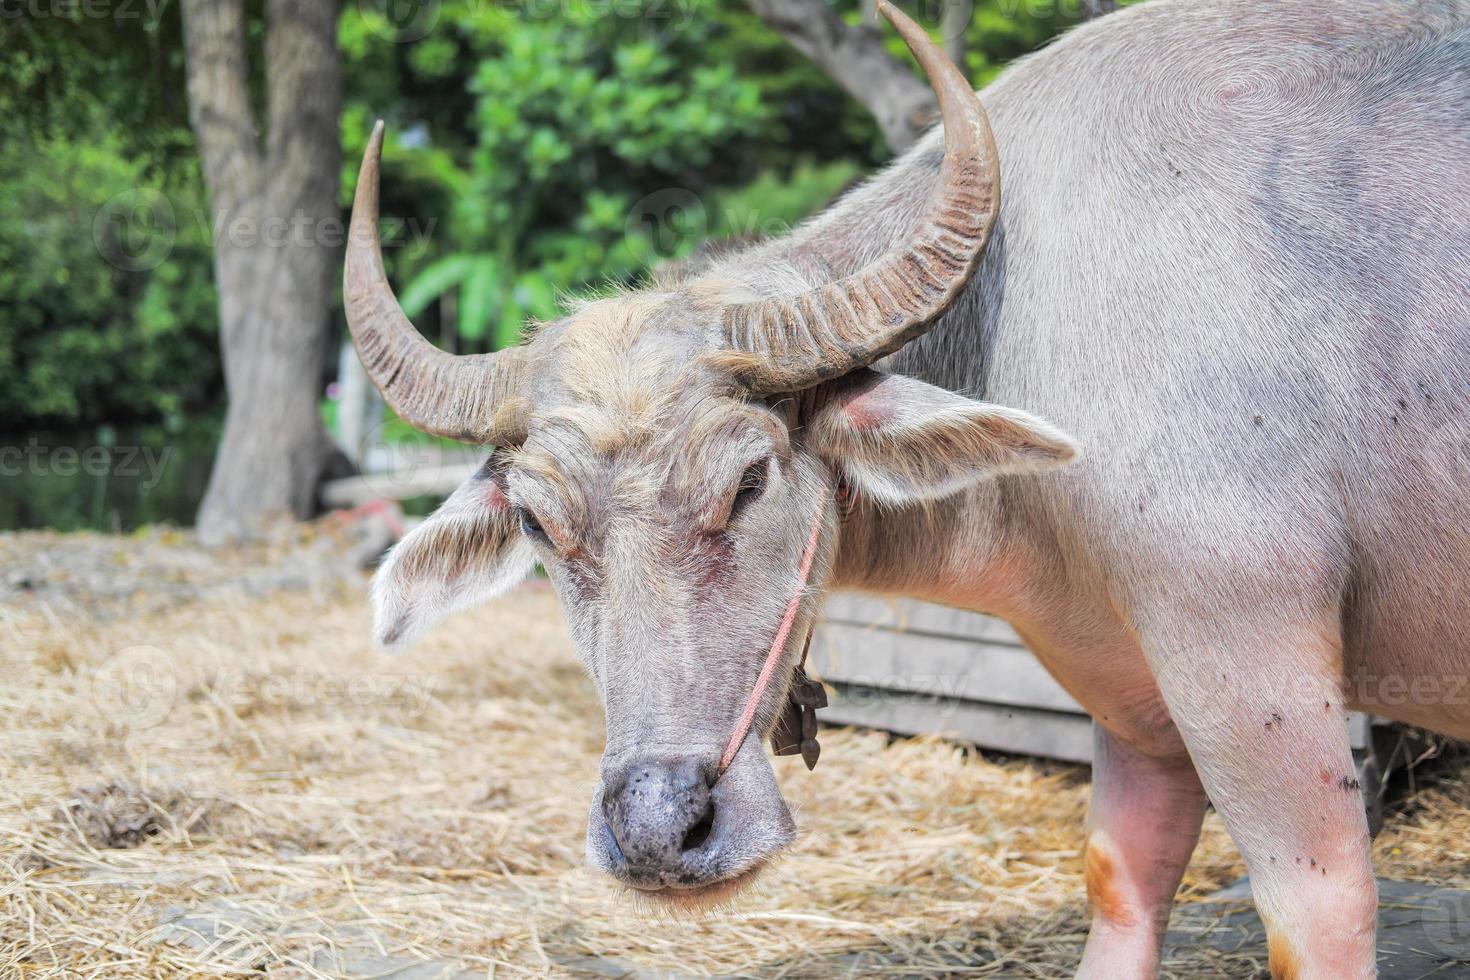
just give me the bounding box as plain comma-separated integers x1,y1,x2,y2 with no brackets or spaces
813,594,1378,770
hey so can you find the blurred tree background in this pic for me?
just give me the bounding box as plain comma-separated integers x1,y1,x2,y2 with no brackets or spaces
0,0,1121,532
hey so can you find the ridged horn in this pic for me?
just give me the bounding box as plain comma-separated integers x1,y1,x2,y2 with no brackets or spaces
344,120,531,444
721,0,1000,394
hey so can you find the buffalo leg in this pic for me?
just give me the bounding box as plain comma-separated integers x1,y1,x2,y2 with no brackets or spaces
1077,724,1207,979
1141,616,1376,980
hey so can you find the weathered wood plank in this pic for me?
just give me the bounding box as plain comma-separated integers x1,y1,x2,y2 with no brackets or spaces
819,682,1376,766
811,622,1083,713
816,595,1378,763
820,683,1098,763
823,593,1023,645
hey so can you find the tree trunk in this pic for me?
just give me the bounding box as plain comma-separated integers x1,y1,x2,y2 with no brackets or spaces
744,0,938,152
182,0,342,546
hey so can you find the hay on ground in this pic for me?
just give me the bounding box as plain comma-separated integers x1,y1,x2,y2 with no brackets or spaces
2,529,1468,978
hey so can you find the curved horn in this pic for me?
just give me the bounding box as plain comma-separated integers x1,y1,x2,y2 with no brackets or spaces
345,121,531,444
721,0,1000,393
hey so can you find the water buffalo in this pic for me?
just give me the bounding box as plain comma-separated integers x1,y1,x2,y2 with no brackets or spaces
344,1,1470,976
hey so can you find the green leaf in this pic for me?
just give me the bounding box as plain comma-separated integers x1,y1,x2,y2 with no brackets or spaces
398,255,474,319
459,255,502,343
517,273,558,318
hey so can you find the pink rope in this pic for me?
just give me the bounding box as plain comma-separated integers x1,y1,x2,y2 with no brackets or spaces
718,501,825,774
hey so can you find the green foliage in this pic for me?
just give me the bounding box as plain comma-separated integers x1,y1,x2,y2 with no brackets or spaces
1,0,1099,439
0,124,219,430
1,6,218,431
335,0,1113,358
712,159,864,241
341,0,809,349
0,3,195,175
961,0,1149,84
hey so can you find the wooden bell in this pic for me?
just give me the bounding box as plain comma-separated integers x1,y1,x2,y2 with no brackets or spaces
771,667,827,770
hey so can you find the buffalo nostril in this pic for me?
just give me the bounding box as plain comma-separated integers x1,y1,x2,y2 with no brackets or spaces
681,799,715,852
603,758,717,869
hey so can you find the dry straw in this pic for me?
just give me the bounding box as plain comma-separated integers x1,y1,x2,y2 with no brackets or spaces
2,528,1467,978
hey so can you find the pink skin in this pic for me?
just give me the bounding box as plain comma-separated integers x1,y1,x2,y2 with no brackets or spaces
1078,674,1374,980
1136,618,1377,980
846,499,1383,978
1068,624,1375,977
1078,729,1207,979
1035,618,1375,980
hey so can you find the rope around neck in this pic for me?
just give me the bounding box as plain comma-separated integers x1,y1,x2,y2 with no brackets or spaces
717,498,826,775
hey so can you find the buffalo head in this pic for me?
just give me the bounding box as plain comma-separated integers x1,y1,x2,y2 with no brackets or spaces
346,1,1076,905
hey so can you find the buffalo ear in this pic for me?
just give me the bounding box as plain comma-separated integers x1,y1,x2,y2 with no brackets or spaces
371,452,536,650
805,370,1078,505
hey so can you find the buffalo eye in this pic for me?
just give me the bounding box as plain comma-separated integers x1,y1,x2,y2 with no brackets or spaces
729,457,771,522
516,507,549,543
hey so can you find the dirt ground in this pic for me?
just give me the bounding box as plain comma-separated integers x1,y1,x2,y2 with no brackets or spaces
3,528,1469,978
